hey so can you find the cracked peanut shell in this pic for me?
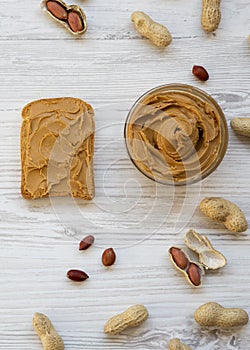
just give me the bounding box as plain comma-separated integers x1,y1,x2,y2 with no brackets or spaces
169,247,204,287
41,0,87,35
184,229,226,270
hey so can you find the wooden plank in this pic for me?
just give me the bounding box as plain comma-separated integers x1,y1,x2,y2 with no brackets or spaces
0,0,249,348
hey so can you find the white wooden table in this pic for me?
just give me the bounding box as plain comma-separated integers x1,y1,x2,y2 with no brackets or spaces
0,0,250,348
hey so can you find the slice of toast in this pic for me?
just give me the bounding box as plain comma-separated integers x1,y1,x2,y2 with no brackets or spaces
21,97,95,200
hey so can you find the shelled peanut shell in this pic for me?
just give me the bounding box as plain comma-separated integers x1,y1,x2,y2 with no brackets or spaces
184,229,226,270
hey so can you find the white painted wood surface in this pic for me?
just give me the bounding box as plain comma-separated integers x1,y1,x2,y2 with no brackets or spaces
0,0,250,348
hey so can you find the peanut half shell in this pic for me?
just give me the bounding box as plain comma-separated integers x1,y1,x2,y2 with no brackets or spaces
169,247,204,287
41,0,87,35
184,229,226,270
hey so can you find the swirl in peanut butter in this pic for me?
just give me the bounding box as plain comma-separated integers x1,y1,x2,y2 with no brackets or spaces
126,90,222,183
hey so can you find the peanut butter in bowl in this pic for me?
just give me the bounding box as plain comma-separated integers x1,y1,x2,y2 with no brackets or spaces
124,84,228,185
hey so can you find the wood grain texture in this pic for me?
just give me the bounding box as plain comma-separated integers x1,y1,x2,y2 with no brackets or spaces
0,0,250,348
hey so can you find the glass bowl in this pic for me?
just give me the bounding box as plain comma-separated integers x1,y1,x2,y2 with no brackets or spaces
124,84,228,185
